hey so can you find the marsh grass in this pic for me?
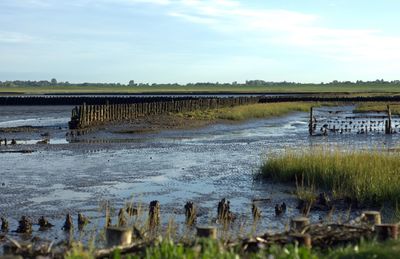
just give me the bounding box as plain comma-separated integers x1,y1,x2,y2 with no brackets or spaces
177,102,318,121
261,149,400,206
354,102,400,115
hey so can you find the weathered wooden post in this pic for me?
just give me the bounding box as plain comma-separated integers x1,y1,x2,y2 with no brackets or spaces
375,224,398,240
361,211,381,225
290,234,312,249
106,227,133,247
290,217,310,232
149,200,160,227
196,226,217,239
386,105,392,134
62,214,73,231
309,107,314,136
252,203,261,221
184,201,196,225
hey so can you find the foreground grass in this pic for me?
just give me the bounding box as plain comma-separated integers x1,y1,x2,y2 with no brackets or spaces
261,150,400,206
354,102,400,115
177,102,317,121
65,238,400,259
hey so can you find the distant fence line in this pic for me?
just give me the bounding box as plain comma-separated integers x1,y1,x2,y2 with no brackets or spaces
68,97,260,129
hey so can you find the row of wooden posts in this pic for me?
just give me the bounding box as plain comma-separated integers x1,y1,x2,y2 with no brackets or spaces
309,105,394,136
68,97,261,129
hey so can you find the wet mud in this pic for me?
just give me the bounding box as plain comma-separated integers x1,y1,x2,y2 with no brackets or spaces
1,105,400,248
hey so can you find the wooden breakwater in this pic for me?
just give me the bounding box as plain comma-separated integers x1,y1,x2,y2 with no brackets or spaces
4,94,400,105
309,105,396,135
68,97,260,129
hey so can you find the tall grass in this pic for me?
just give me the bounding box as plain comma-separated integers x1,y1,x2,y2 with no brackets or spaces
261,149,400,206
178,102,316,121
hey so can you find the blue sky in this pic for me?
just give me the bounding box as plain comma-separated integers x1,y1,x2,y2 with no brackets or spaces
1,0,400,84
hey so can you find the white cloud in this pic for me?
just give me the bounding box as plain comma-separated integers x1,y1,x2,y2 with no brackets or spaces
128,0,400,63
0,31,37,43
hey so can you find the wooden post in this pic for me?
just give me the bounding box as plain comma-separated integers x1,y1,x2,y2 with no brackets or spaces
106,227,133,247
184,201,196,225
386,105,392,134
375,224,398,240
290,234,312,249
291,217,310,232
196,226,217,239
361,211,381,225
149,200,160,227
309,107,314,136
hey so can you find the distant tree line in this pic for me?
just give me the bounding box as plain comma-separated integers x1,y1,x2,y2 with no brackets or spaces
1,78,400,87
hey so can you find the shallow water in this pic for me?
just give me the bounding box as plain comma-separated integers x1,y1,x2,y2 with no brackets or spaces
1,105,400,245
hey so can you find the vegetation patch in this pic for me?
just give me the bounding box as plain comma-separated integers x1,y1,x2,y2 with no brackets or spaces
177,102,318,121
261,149,400,206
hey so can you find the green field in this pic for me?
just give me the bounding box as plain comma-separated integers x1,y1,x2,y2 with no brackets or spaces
2,83,400,94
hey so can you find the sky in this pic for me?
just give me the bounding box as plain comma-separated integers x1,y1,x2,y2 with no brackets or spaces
1,0,400,84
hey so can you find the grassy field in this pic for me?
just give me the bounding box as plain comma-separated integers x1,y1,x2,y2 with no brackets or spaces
2,83,400,94
176,102,317,121
261,150,400,206
354,102,400,115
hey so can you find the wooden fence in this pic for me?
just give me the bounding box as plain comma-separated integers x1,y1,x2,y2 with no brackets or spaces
68,97,260,129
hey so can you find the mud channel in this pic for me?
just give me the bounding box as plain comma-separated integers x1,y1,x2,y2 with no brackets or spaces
1,105,400,249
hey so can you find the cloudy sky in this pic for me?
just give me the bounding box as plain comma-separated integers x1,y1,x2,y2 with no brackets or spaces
1,0,399,84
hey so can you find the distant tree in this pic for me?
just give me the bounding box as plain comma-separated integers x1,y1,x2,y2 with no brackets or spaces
51,78,57,85
128,80,136,86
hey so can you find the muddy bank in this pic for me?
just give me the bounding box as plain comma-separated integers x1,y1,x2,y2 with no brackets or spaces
79,114,226,139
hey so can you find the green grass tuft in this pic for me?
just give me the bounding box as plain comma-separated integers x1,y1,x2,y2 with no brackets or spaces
261,149,400,206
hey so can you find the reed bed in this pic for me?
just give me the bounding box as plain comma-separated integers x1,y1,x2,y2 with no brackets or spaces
178,102,316,121
261,150,400,205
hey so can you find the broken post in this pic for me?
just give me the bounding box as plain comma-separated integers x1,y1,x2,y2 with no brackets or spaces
290,217,310,232
184,201,196,225
375,224,398,240
106,227,133,247
196,226,217,239
149,200,160,227
361,211,381,225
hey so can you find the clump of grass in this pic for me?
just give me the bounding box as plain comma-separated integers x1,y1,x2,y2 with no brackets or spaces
178,102,318,121
354,102,400,115
261,149,400,206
